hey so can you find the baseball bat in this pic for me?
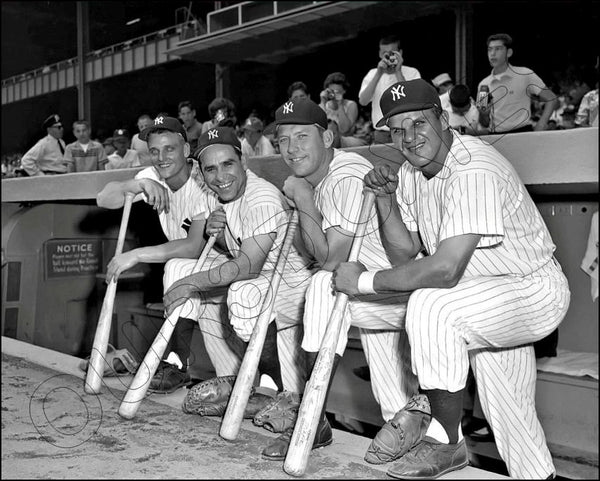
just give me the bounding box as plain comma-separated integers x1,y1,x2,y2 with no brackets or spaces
85,192,135,394
118,234,217,419
220,210,299,441
284,189,376,476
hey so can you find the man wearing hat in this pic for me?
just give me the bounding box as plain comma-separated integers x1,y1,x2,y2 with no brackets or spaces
105,128,141,170
333,79,570,479
19,114,68,176
432,73,454,95
444,84,486,135
97,117,244,394
162,125,312,420
259,97,419,461
240,116,275,160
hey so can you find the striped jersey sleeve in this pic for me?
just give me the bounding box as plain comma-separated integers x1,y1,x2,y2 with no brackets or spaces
440,171,504,247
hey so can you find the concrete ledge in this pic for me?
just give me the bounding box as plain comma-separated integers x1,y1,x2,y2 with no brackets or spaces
2,336,507,479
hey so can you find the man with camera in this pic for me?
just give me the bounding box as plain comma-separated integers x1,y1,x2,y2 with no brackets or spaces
359,35,421,144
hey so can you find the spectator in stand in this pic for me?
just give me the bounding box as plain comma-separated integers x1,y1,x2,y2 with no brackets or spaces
477,33,558,134
319,72,364,147
105,129,140,170
201,97,237,134
103,137,116,157
444,84,487,136
287,81,311,102
575,74,598,127
359,34,421,144
178,101,204,151
240,116,275,159
19,114,68,176
432,73,454,112
131,114,153,165
64,120,108,172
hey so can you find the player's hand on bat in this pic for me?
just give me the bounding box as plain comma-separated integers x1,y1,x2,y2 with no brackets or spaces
206,207,227,236
333,261,367,296
106,251,139,283
139,178,170,214
283,176,314,206
364,164,398,195
163,278,197,317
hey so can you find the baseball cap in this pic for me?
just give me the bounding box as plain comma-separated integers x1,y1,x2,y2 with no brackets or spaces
377,79,442,128
113,128,130,141
431,73,452,88
43,114,62,129
241,116,264,132
268,98,328,133
449,84,471,109
194,126,241,159
139,116,188,142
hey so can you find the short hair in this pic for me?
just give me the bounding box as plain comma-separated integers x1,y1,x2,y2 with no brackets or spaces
487,33,513,49
287,81,308,98
380,35,400,48
178,100,194,112
72,120,90,129
323,72,349,91
449,84,471,109
208,97,235,118
138,114,152,122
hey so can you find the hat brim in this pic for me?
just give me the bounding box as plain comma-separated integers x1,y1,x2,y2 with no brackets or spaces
265,118,327,135
376,102,439,128
139,126,187,142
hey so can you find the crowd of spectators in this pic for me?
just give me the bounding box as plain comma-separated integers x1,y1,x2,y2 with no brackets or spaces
2,32,597,179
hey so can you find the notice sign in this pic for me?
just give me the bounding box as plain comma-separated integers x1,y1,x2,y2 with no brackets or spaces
45,239,102,279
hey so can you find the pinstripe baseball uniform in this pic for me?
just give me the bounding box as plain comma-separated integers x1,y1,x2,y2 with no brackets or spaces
302,149,418,422
170,170,313,392
135,162,246,377
397,133,570,478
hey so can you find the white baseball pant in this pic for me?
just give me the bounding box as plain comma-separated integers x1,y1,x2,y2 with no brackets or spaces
405,259,570,479
302,270,419,422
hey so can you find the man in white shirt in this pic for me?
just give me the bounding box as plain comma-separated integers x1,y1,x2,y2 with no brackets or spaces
19,114,68,176
131,114,153,165
359,35,421,144
477,33,558,134
444,84,487,136
240,116,275,160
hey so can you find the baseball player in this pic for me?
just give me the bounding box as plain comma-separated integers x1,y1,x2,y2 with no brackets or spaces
334,79,570,479
258,97,420,461
162,126,313,417
97,116,245,394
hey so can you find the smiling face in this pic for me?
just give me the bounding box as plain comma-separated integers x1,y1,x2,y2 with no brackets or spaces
147,131,190,189
387,108,450,178
277,124,333,186
199,144,247,203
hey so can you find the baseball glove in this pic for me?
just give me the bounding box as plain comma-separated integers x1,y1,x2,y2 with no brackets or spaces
182,375,236,416
253,391,301,433
182,376,277,418
364,394,431,464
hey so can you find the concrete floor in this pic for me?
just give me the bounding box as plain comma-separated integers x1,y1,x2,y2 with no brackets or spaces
1,337,508,479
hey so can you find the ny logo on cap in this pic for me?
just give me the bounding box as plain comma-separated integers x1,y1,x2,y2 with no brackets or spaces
283,102,294,114
391,85,406,101
155,116,164,125
208,129,219,140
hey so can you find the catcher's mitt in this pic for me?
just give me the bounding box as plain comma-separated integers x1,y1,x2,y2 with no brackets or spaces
182,376,277,418
182,375,236,416
364,394,431,464
253,391,301,433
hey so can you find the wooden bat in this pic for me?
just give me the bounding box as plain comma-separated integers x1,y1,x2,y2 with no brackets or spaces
220,210,299,441
284,189,376,476
85,192,135,394
118,234,217,419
